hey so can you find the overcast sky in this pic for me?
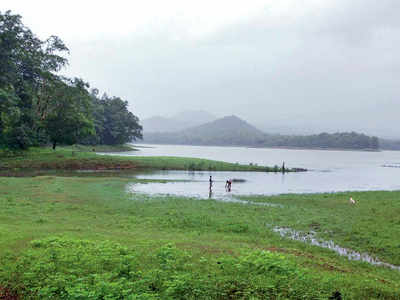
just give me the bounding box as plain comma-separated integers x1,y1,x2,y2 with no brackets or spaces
2,0,400,137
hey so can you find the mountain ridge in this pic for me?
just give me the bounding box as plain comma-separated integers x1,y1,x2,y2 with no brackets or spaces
142,115,381,150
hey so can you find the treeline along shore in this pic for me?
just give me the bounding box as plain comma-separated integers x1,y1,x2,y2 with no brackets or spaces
143,116,381,151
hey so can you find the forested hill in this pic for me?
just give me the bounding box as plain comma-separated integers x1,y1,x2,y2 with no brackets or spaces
143,115,380,150
144,115,266,146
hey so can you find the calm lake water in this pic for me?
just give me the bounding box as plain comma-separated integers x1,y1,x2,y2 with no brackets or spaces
104,144,400,199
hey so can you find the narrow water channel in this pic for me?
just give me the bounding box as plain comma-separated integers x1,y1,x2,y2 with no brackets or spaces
273,226,400,271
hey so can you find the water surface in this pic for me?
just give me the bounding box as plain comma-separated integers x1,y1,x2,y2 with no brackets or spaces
117,144,400,197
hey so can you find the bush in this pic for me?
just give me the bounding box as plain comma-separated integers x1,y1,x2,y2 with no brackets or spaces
0,237,334,299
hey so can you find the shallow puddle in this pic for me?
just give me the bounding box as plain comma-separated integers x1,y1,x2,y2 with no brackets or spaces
273,227,400,271
127,183,283,207
130,168,400,198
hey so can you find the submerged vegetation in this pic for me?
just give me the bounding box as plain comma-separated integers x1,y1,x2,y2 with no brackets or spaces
0,176,399,299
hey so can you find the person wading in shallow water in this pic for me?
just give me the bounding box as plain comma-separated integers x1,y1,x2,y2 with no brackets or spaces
225,179,232,192
209,176,213,198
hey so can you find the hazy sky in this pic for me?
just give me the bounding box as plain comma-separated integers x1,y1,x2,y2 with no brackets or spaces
2,1,399,137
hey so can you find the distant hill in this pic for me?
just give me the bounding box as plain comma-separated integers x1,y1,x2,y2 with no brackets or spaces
143,115,267,146
142,115,380,151
141,110,216,133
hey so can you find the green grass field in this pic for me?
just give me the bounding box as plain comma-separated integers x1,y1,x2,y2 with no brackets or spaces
0,175,399,299
0,146,285,172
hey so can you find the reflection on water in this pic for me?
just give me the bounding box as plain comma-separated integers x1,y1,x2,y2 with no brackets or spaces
127,171,284,205
127,167,400,198
273,227,400,271
106,143,400,196
6,144,400,196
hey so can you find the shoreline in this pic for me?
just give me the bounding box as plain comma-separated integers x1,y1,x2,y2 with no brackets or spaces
0,146,298,173
136,142,381,152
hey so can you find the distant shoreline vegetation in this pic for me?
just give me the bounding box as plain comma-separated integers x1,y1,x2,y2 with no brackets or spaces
141,115,381,151
143,131,380,151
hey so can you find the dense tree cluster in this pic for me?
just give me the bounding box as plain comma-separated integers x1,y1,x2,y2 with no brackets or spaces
80,90,142,146
0,11,142,150
259,132,379,150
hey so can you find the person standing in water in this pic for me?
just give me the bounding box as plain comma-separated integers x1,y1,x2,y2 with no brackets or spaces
225,179,232,192
209,176,213,198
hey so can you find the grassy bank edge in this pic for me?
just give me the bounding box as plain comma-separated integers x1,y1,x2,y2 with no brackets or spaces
63,144,138,153
0,146,300,172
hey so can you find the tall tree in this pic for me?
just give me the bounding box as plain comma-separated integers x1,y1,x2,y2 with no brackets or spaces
1,10,142,150
42,77,94,150
0,10,68,149
99,94,142,145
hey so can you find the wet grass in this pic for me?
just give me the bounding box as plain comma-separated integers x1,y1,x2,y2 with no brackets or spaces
0,176,399,298
240,191,400,266
0,146,282,172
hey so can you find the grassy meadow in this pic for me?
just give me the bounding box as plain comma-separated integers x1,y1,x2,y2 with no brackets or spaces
0,146,281,173
0,175,399,299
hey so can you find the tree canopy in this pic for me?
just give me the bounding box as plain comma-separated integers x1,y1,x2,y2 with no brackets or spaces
95,94,142,145
0,10,142,150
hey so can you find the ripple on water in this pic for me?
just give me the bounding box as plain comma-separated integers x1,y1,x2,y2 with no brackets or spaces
273,227,400,271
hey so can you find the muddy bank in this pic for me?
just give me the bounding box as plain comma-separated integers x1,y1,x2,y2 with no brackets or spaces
0,159,140,172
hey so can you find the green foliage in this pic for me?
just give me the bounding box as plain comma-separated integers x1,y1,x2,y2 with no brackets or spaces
0,10,69,150
80,91,142,146
0,146,280,172
42,78,94,149
0,87,32,149
0,238,331,299
0,10,141,150
0,176,399,298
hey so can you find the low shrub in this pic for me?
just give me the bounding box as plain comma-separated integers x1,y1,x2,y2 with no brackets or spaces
0,237,335,299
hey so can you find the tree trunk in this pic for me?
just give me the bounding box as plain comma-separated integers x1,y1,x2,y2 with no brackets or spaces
52,141,57,150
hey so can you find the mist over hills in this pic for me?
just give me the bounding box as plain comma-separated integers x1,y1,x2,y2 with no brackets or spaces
141,110,216,133
144,115,265,146
142,114,382,151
